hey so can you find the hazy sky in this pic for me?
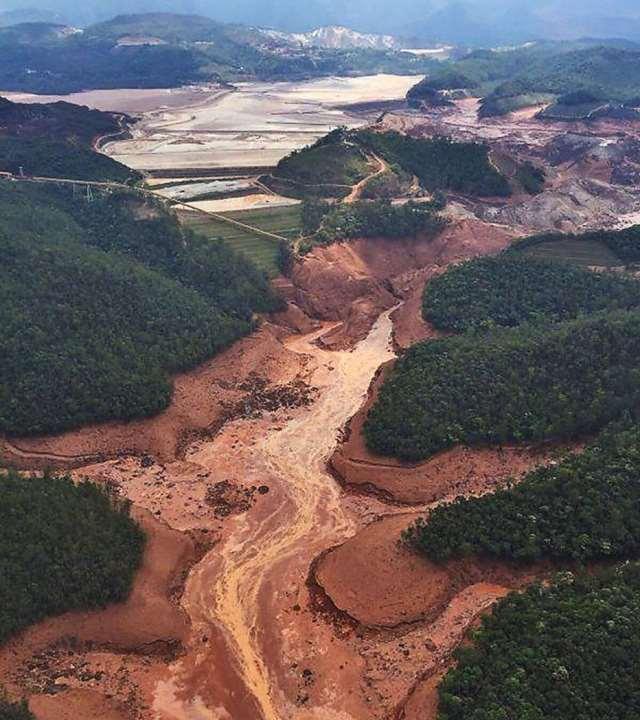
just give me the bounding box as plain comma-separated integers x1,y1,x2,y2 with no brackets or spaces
2,0,640,42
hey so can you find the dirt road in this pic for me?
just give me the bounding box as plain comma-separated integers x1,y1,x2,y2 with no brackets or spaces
344,153,388,204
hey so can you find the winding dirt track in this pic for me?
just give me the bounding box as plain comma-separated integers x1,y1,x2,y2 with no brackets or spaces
156,310,397,719
344,153,388,204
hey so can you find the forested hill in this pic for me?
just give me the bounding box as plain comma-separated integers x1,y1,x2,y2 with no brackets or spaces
408,42,640,118
364,311,640,461
435,563,640,720
0,13,437,93
408,423,640,563
0,470,144,643
423,254,640,332
266,128,512,200
0,97,139,182
0,180,282,436
0,95,124,144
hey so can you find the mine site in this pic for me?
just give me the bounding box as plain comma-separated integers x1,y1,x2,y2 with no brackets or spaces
3,3,640,720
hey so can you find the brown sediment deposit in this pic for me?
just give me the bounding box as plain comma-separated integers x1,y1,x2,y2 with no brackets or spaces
6,82,640,720
313,513,547,629
0,509,197,720
1,323,310,470
390,267,442,350
292,219,515,350
30,689,129,720
330,362,571,505
314,513,452,628
312,513,550,720
0,221,542,720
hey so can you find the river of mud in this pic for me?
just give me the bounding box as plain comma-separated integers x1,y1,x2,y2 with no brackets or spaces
0,220,530,720
153,309,404,719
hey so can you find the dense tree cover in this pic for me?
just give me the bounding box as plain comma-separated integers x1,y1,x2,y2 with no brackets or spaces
422,255,640,332
364,310,640,461
0,96,124,145
515,160,546,194
0,96,140,182
0,136,137,182
511,225,640,264
269,130,370,198
408,42,640,118
0,692,33,720
301,198,330,236
270,128,510,200
48,187,281,317
437,564,640,720
355,130,512,197
407,46,545,102
407,423,640,563
0,181,281,435
0,37,205,93
479,91,555,118
0,471,144,643
308,199,446,245
0,14,437,93
360,167,412,200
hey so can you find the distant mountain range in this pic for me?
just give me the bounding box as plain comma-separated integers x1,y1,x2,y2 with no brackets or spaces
0,13,441,94
261,25,404,51
0,7,65,26
3,1,640,45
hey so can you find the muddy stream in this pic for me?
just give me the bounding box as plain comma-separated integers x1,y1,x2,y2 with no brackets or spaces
154,309,397,719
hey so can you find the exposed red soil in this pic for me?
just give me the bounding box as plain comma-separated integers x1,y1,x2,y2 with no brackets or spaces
0,219,537,720
0,323,309,469
30,689,128,720
0,509,197,720
314,513,546,629
390,267,442,350
311,511,547,720
314,513,451,627
331,363,572,504
292,219,515,349
399,673,441,720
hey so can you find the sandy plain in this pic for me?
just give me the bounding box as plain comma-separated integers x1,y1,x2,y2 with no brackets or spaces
1,75,418,172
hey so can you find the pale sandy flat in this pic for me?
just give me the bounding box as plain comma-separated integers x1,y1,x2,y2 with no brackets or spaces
0,84,227,113
616,211,640,228
91,74,420,171
185,194,301,212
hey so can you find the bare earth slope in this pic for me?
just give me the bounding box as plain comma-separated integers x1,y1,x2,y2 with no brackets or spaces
1,218,533,720
7,84,639,717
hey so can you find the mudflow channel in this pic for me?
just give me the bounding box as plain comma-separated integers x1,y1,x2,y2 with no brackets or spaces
162,308,398,719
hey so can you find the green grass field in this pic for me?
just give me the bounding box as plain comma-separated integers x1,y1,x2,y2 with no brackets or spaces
180,205,302,277
519,238,621,267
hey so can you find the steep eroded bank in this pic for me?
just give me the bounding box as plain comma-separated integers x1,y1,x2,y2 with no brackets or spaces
2,219,528,720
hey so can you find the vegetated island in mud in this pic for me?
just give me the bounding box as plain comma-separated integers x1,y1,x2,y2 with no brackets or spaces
4,80,640,720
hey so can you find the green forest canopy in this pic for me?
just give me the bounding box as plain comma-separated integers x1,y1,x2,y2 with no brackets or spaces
0,471,144,643
266,129,371,199
0,96,123,144
407,423,640,563
422,254,640,332
364,310,640,461
355,129,512,197
407,43,640,118
0,181,281,436
301,197,446,247
0,692,33,720
0,136,137,182
270,128,512,200
437,564,640,720
0,96,140,182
